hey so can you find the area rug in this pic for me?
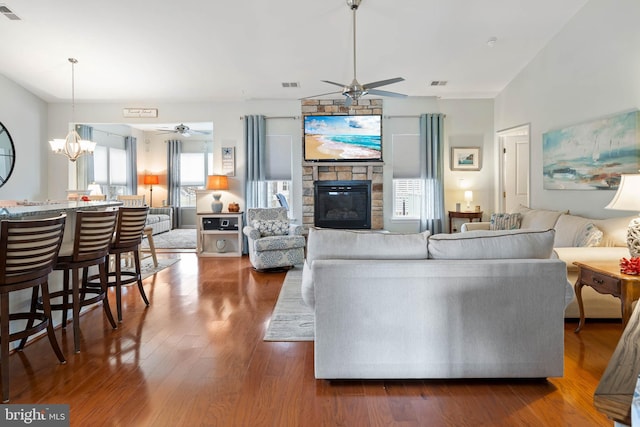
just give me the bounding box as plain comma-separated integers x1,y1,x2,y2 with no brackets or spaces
264,268,315,341
141,229,197,250
122,258,180,280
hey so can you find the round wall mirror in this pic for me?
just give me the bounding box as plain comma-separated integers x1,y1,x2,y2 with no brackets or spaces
0,122,16,188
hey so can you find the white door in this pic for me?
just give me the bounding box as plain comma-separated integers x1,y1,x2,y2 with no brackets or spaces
499,126,530,212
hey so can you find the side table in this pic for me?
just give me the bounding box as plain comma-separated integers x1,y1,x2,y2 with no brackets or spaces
448,210,483,233
573,261,640,332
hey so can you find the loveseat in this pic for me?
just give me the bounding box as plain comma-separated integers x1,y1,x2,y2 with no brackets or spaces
145,207,173,235
461,206,636,318
301,227,572,379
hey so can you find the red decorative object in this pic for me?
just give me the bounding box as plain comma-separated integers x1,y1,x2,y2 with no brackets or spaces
81,195,90,202
620,257,640,275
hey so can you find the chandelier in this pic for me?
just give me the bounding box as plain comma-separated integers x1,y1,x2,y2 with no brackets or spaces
49,58,96,162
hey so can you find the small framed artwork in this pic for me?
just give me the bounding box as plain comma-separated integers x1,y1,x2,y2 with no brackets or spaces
451,147,481,171
221,147,235,176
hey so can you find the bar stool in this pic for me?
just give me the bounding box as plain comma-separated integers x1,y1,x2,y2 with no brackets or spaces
0,214,66,402
44,210,119,353
88,206,150,322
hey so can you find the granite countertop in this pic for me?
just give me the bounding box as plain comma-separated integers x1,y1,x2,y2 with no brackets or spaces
0,200,123,219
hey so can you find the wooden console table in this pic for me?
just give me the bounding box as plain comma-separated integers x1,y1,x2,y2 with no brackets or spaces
573,261,640,333
448,210,483,233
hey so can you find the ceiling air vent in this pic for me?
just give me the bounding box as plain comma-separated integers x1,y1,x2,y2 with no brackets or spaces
281,82,300,88
430,81,448,86
0,5,21,20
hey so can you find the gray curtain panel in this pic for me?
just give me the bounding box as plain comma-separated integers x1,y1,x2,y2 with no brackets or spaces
244,115,267,209
420,113,445,234
76,124,94,190
125,136,137,195
166,139,181,225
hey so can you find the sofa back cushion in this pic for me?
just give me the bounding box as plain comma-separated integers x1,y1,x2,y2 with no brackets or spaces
554,214,603,247
516,205,567,230
428,229,555,259
306,228,430,263
593,215,637,247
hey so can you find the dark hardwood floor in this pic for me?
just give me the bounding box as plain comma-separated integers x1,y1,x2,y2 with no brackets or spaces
6,253,621,426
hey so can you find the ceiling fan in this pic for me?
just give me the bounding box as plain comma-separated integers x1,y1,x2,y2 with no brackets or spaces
155,123,210,137
304,0,406,106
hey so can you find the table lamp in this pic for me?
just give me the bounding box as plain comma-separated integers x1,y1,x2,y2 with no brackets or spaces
464,191,473,210
206,175,229,213
605,174,640,257
143,174,159,207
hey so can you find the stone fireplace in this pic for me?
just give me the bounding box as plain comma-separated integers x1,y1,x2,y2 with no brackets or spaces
301,98,384,230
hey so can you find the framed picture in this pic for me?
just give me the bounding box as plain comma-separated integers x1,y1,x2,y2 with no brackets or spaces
451,147,481,171
221,147,235,176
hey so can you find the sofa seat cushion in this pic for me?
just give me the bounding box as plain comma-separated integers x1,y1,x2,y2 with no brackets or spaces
428,229,555,260
254,234,305,252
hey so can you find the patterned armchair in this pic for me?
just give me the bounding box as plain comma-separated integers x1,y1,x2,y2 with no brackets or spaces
243,207,305,271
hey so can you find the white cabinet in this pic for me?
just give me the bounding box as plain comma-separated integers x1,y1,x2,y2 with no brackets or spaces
196,212,243,257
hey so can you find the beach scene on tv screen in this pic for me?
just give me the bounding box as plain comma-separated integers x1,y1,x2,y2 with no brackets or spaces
304,115,382,160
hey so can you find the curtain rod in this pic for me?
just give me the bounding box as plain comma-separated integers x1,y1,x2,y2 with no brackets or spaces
240,116,300,120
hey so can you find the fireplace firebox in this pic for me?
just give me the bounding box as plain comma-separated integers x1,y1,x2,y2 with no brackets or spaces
314,180,371,229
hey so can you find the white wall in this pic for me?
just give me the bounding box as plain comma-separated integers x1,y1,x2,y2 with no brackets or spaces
0,73,48,200
495,0,640,218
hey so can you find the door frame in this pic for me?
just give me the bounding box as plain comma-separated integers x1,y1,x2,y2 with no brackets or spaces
497,124,531,212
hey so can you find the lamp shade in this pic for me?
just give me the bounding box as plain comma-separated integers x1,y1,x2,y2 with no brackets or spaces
143,174,159,185
206,175,229,191
464,191,473,202
605,174,640,212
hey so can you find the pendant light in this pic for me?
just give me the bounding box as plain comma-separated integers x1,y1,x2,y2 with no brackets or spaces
49,58,96,162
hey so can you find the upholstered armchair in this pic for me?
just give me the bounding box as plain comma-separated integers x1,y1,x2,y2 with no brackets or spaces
243,207,306,271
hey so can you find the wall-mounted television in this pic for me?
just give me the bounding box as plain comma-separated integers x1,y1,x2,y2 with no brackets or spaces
304,114,382,162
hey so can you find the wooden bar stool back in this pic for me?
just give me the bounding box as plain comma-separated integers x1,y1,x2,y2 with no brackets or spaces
89,207,150,321
0,214,66,402
44,210,118,353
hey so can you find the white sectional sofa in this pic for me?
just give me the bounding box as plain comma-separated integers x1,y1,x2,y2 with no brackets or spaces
462,206,636,318
302,227,572,380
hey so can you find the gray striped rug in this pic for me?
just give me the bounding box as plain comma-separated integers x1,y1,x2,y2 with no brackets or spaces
264,268,314,341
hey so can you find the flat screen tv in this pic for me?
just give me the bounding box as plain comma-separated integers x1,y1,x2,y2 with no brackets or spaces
304,114,382,162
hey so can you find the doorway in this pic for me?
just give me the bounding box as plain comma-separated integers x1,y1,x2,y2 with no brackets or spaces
497,124,530,212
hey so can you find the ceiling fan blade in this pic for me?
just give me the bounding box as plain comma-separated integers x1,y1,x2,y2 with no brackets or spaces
344,96,353,107
300,90,343,100
367,89,407,98
321,80,349,88
363,77,405,90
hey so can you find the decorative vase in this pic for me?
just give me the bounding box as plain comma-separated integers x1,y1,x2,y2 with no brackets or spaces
228,202,239,212
211,193,223,213
216,239,226,253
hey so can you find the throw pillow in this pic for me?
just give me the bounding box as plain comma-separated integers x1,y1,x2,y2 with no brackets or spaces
575,223,604,247
489,213,522,230
252,219,289,237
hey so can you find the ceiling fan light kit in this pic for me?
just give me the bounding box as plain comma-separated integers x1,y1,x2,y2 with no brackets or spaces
304,0,406,106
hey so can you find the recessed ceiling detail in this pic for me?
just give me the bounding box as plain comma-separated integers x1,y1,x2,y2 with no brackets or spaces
430,81,448,86
281,82,300,88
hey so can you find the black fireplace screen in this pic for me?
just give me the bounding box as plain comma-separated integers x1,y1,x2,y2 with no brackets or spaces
314,180,371,229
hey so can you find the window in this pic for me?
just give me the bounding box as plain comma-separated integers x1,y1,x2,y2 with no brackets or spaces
267,181,291,210
93,146,128,199
179,152,213,207
393,179,422,218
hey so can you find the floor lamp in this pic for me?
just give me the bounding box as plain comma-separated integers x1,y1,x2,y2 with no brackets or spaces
144,174,159,207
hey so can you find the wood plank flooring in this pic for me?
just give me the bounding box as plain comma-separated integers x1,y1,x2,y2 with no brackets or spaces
6,253,622,426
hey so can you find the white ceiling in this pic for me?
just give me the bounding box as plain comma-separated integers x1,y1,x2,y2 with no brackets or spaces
0,0,588,103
